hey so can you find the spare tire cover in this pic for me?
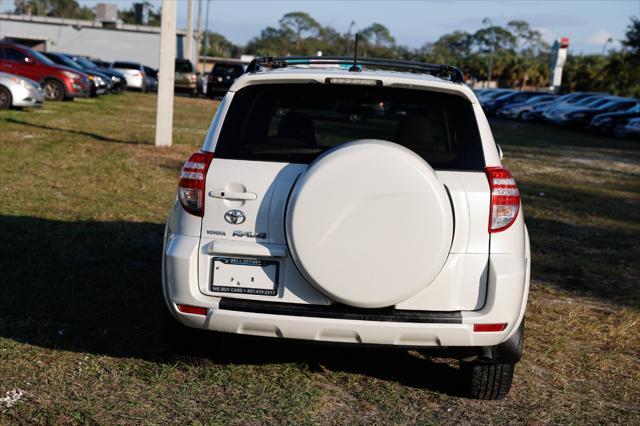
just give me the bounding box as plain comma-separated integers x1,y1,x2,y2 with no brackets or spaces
286,140,454,308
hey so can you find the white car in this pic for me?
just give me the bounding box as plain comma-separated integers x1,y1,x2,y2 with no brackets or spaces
110,61,154,92
162,57,530,400
0,71,44,109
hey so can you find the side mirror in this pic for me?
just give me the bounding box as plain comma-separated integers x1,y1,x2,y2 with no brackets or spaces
496,144,504,160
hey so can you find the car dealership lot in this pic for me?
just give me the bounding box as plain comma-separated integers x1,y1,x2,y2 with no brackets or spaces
0,94,638,423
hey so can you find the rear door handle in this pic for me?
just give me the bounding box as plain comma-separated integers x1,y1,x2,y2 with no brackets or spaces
209,189,257,201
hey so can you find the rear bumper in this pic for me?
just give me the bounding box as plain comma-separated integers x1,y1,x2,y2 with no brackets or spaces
162,232,530,348
175,82,197,90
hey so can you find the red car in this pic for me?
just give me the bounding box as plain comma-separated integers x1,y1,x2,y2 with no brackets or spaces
0,43,90,101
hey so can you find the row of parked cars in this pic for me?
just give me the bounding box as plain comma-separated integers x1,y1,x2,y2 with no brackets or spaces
0,41,207,109
475,88,640,139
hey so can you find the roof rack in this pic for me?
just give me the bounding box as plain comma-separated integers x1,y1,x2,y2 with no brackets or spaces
246,56,464,84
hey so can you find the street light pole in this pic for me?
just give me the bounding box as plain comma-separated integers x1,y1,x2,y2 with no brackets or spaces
346,20,355,55
602,37,613,55
185,0,194,63
482,17,495,88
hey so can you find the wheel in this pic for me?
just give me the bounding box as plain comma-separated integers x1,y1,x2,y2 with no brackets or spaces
518,111,529,121
140,81,148,93
43,79,65,101
461,361,515,400
0,85,12,109
613,124,627,139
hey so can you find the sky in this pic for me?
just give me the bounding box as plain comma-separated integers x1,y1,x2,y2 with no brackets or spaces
1,0,638,54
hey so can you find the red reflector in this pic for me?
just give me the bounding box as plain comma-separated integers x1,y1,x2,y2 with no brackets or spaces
177,304,208,316
473,323,507,332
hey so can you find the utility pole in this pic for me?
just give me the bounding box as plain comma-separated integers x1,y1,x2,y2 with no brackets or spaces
203,0,210,66
155,0,177,147
195,0,203,72
185,0,194,63
482,17,495,88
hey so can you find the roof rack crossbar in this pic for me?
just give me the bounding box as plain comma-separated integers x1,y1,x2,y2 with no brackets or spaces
245,56,464,83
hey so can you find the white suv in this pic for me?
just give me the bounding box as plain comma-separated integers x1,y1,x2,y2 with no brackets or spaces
162,57,530,400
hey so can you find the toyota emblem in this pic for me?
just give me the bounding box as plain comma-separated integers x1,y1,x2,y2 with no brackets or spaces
224,209,246,225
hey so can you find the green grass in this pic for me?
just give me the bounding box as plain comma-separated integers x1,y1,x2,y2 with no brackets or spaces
0,93,638,424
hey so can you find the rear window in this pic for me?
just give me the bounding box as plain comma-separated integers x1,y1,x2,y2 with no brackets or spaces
214,83,485,170
175,60,193,73
212,63,244,77
112,62,139,70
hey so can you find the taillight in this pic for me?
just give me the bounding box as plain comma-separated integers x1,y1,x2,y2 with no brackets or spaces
178,151,214,216
486,166,520,233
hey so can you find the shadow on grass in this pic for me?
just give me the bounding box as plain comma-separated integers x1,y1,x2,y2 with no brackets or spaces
1,212,636,395
0,215,465,396
4,118,146,145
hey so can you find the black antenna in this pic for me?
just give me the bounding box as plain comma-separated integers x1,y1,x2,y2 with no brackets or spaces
349,33,361,72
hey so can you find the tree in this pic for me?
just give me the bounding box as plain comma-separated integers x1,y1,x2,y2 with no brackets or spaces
361,23,395,48
118,1,161,26
622,16,640,57
201,32,242,58
14,0,94,20
278,12,322,51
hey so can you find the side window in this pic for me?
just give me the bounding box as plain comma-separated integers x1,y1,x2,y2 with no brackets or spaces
616,102,635,111
4,48,28,63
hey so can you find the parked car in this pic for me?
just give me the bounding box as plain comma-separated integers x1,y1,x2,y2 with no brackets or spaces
547,97,638,126
163,56,530,400
527,92,601,121
175,59,198,94
89,58,112,69
542,94,609,123
0,71,44,109
476,88,514,103
143,66,159,92
481,90,544,115
497,94,558,120
206,62,245,97
41,52,110,97
110,61,155,92
63,54,127,93
0,42,90,101
589,104,640,135
622,117,640,138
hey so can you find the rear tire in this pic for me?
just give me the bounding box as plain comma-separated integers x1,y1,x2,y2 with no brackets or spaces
0,85,12,109
43,79,65,101
461,361,515,400
162,305,219,366
613,124,627,139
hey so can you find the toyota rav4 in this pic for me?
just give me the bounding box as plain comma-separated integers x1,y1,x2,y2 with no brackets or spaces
162,57,530,400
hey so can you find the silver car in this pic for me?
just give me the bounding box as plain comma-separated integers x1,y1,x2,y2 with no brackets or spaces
0,72,44,109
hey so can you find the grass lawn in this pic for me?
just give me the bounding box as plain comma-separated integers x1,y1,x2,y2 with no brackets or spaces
0,93,638,424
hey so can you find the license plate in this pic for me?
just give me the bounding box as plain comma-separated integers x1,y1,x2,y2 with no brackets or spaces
211,257,278,296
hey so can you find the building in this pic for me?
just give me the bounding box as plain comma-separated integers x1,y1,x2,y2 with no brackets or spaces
0,13,187,68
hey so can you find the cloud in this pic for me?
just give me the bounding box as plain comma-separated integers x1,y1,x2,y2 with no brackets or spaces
585,30,615,45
